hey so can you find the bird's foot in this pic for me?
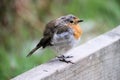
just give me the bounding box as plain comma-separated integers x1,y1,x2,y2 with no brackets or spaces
59,58,74,64
57,55,74,64
57,55,73,59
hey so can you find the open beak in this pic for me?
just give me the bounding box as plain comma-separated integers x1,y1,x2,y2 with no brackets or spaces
78,19,83,23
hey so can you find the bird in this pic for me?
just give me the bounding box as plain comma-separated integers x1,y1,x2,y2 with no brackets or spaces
27,14,83,63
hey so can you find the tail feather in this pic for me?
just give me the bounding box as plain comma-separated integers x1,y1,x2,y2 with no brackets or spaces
26,47,40,57
27,37,51,57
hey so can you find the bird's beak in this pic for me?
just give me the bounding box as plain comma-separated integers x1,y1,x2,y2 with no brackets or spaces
78,19,83,23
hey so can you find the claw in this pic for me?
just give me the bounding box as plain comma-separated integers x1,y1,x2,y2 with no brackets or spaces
57,55,73,59
57,55,74,64
57,55,65,58
66,56,73,58
59,58,74,64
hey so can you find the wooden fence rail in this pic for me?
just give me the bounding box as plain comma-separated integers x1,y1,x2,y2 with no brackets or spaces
11,25,120,80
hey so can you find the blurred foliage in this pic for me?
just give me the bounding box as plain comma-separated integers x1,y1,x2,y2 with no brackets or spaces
0,0,120,79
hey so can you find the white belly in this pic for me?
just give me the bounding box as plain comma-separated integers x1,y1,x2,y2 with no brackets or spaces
51,31,78,55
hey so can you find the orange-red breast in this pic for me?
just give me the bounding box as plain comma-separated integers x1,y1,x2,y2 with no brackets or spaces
27,14,83,63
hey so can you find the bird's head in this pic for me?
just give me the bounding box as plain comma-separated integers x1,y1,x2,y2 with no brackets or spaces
59,14,83,25
59,14,83,39
55,14,83,29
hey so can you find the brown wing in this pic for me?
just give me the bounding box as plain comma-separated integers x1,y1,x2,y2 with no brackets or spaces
40,20,72,48
39,20,56,48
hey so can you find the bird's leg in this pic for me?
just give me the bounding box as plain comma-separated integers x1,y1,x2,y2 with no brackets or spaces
57,55,74,64
57,55,65,58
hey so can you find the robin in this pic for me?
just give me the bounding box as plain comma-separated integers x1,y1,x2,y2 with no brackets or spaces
27,14,83,63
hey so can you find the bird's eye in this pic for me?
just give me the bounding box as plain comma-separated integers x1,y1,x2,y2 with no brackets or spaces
70,20,73,23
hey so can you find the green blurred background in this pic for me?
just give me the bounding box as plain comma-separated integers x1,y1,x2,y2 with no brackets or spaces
0,0,120,79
